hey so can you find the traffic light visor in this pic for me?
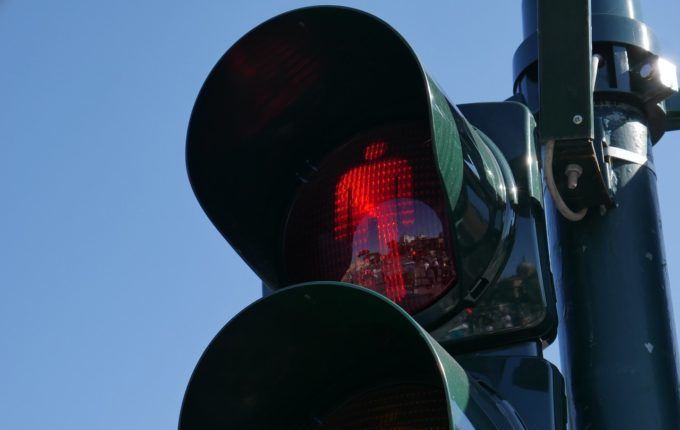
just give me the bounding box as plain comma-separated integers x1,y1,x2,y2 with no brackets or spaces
187,6,465,293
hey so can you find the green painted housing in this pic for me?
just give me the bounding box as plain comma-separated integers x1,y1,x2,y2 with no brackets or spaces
180,6,566,428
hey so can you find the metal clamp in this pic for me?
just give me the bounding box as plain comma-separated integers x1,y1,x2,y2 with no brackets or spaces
604,146,656,174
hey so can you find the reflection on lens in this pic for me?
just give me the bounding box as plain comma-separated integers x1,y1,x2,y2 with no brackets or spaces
318,384,448,430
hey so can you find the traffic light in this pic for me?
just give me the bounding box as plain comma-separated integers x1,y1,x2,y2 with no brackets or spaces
182,6,565,429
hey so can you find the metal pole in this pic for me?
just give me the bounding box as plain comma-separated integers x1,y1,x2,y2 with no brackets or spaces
552,103,680,428
517,0,680,428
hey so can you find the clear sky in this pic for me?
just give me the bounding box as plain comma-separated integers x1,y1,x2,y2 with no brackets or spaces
2,1,680,429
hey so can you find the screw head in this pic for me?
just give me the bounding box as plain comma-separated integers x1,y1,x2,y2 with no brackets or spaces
573,114,583,125
640,63,654,79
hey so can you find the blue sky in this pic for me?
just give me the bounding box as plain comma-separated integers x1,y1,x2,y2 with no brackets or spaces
2,1,679,429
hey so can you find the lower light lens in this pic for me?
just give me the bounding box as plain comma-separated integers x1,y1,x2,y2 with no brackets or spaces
318,384,448,430
284,123,457,314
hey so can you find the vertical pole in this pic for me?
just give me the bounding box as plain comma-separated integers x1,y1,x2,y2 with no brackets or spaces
551,103,680,428
518,0,680,428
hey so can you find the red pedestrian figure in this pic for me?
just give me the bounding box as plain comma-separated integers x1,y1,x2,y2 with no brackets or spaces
334,141,415,302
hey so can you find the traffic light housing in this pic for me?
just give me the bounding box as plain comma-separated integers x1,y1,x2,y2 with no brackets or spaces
183,6,564,429
180,283,529,429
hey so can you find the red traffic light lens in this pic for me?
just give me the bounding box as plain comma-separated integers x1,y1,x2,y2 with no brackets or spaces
284,123,457,314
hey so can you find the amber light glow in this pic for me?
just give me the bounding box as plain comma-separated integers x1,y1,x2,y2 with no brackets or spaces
284,124,458,314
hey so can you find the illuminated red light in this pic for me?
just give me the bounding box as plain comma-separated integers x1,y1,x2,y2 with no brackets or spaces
284,124,457,314
334,141,414,303
363,141,388,160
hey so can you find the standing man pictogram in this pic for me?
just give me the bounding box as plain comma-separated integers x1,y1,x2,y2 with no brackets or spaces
334,141,415,302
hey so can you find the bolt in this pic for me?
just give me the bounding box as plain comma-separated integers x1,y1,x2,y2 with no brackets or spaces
592,54,604,68
565,164,583,190
640,63,654,79
573,114,583,125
